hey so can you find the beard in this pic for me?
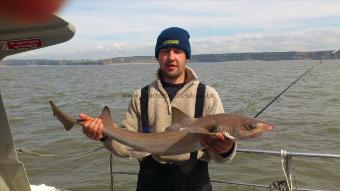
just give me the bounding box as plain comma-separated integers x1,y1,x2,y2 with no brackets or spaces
161,68,182,79
158,58,187,82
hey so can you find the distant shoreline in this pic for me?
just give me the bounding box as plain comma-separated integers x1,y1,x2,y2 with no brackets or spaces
1,50,339,66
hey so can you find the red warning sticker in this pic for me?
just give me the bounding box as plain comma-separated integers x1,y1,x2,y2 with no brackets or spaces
1,38,44,50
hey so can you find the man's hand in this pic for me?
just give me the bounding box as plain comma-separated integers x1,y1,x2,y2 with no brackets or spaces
79,113,105,141
200,132,235,155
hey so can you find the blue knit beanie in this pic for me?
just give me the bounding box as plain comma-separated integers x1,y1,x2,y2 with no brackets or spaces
155,27,191,59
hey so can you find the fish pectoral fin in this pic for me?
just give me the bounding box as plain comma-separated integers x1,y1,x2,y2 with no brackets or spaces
222,131,236,140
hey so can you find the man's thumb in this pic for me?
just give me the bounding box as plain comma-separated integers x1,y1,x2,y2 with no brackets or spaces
79,113,91,120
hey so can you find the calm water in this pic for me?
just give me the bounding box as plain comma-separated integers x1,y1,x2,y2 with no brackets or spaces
0,60,339,191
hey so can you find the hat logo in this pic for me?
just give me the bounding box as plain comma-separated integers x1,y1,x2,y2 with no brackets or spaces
162,39,179,45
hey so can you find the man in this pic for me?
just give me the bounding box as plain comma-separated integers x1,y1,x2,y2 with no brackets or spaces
80,27,236,191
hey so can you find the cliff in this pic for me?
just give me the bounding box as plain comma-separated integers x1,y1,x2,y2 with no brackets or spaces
2,50,339,66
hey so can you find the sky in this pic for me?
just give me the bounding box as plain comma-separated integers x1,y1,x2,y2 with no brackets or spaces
7,0,340,60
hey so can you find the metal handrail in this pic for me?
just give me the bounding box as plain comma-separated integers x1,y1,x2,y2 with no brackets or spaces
110,148,340,191
237,148,340,159
230,148,339,191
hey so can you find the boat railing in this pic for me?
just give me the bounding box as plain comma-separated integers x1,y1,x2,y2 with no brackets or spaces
218,148,340,191
16,147,340,191
110,148,340,191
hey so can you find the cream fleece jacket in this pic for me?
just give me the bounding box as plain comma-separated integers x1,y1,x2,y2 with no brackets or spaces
104,66,237,163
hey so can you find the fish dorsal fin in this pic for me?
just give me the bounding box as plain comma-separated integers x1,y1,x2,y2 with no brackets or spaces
166,107,196,131
99,106,115,130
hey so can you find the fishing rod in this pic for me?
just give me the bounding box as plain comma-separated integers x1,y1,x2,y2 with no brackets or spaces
253,63,317,118
251,62,319,191
255,48,340,118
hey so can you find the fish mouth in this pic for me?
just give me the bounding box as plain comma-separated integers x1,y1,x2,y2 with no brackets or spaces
256,122,274,131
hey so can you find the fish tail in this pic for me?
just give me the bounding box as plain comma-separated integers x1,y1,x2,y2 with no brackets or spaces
49,101,78,131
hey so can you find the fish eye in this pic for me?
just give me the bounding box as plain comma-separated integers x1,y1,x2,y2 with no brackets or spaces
244,124,257,130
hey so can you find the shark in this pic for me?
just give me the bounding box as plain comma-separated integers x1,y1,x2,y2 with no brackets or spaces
49,101,273,156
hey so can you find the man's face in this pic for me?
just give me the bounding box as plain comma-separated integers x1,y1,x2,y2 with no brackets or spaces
158,47,187,81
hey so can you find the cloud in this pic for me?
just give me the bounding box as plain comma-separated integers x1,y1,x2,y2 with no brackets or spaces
59,1,340,37
192,28,340,54
6,0,340,59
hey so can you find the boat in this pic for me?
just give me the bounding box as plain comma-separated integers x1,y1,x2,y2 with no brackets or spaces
1,14,340,191
0,15,75,191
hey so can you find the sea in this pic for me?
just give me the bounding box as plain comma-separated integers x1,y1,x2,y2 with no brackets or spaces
0,60,339,191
